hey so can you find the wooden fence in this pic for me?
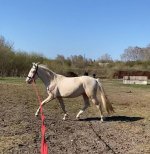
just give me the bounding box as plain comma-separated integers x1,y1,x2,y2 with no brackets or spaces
123,76,148,85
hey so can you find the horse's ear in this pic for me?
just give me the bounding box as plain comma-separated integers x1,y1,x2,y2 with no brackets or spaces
32,62,40,67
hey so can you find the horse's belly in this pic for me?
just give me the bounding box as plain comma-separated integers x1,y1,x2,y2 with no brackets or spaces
59,85,84,98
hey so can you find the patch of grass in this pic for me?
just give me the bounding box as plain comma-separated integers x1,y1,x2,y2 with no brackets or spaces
102,79,150,89
0,77,25,84
0,77,42,85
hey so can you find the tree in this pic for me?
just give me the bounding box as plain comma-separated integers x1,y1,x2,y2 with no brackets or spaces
141,48,150,61
55,55,65,65
0,36,14,76
121,46,143,61
98,53,113,63
70,55,87,68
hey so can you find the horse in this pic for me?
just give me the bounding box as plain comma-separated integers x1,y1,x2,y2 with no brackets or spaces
64,71,78,77
26,63,114,121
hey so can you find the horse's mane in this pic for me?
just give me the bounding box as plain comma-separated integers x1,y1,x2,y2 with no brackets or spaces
38,64,57,75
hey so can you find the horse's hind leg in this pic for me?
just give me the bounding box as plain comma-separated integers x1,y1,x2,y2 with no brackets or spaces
91,96,104,122
57,97,68,120
76,93,90,120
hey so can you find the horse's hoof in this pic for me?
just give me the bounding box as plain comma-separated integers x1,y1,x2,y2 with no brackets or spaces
35,113,38,117
63,114,68,120
100,116,105,122
76,117,80,120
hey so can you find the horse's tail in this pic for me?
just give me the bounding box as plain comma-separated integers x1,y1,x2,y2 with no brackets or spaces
96,78,114,114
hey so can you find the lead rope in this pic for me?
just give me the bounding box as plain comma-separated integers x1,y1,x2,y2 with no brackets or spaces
32,81,48,154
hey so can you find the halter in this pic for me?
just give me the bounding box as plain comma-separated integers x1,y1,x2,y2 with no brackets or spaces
27,64,39,81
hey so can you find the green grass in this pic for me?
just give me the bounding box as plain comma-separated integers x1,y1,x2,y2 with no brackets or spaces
0,77,42,85
0,77,25,84
102,79,150,89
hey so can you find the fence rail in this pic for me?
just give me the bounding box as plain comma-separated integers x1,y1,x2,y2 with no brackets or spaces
123,76,148,85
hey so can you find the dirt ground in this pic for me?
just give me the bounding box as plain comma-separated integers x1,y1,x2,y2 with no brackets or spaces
0,78,150,154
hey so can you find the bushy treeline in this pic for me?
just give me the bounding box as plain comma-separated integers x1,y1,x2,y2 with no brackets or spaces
0,51,45,77
0,36,46,76
0,36,97,77
1,36,150,78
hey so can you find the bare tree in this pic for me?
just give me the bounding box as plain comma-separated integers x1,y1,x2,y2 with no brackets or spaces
55,54,65,65
121,46,143,61
99,53,113,62
70,55,86,68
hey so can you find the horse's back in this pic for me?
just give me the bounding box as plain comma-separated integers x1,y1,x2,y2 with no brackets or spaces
69,76,98,97
56,76,85,97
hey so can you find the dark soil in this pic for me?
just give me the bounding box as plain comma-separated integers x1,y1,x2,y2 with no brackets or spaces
0,81,150,154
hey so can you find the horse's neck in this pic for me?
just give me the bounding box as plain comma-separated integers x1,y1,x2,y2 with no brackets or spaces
38,68,56,88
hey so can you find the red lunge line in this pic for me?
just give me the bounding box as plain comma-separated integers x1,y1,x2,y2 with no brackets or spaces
32,81,48,154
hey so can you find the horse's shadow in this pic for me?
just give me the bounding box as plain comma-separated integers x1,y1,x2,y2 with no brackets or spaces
79,116,144,122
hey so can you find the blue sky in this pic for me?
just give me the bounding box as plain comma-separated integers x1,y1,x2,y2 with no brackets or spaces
0,0,150,60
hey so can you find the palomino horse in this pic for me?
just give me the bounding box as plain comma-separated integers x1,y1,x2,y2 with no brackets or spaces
26,63,114,121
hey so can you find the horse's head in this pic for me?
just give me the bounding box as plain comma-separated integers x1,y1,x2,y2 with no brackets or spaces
26,63,39,84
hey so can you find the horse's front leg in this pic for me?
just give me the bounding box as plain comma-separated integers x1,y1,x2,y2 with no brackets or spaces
35,94,54,117
57,97,68,120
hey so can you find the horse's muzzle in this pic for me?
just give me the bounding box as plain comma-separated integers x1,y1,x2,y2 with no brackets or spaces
26,77,33,84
